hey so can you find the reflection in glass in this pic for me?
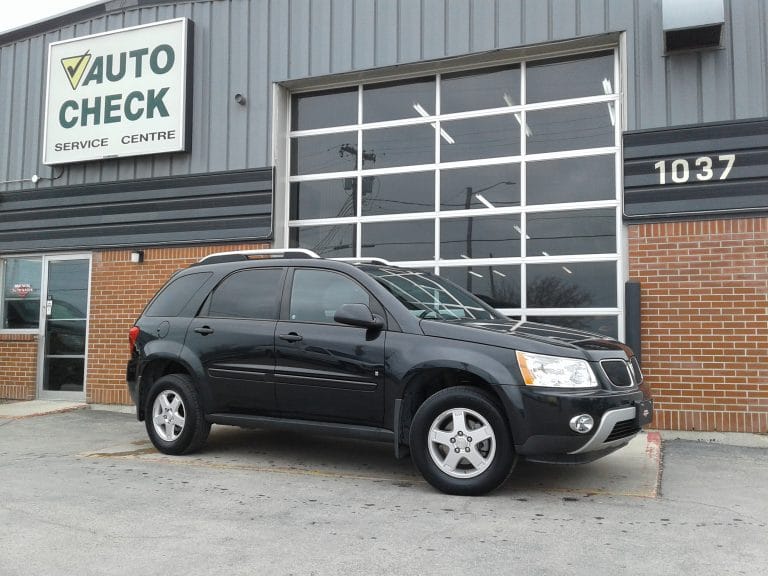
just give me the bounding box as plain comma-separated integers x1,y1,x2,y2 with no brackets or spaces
527,262,616,308
290,132,358,175
527,155,615,204
440,216,521,260
48,260,89,318
440,115,521,162
440,164,520,211
526,104,614,154
364,266,497,321
145,273,212,317
362,220,434,262
363,77,435,123
291,269,370,323
289,224,355,258
291,87,358,131
526,209,615,256
442,66,521,114
361,172,434,216
439,265,521,309
362,124,435,169
527,52,614,104
290,180,356,220
46,320,86,355
209,269,283,320
528,315,618,339
43,358,85,392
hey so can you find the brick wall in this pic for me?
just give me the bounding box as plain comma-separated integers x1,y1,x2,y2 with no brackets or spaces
629,218,768,433
0,333,38,400
87,242,269,405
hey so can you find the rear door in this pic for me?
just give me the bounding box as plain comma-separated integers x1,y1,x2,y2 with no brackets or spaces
275,268,385,425
185,267,284,414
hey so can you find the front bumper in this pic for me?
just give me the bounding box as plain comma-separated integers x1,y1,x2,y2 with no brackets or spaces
498,384,653,463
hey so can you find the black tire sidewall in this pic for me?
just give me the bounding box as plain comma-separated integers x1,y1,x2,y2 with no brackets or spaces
410,387,514,496
144,374,207,455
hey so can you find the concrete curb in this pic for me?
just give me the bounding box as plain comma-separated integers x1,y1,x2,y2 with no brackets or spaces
0,400,87,419
656,429,768,449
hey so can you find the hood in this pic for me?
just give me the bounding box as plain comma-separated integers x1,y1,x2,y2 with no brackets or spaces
420,318,629,355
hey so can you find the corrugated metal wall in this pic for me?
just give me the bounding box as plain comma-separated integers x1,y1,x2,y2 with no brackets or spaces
0,168,272,251
1,0,767,193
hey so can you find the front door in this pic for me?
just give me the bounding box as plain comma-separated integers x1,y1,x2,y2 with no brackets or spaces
38,255,91,400
275,268,385,425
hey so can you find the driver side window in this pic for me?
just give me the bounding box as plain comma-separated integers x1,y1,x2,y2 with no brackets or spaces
290,269,369,323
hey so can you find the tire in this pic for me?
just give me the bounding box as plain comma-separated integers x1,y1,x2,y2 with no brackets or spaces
410,386,516,496
144,374,210,455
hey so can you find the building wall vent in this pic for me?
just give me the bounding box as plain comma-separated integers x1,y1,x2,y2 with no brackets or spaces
662,0,724,53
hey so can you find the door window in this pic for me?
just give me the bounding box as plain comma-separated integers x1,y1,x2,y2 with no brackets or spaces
289,270,369,323
206,268,283,320
145,272,212,317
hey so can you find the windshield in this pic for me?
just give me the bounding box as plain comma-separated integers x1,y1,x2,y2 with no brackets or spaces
361,266,501,321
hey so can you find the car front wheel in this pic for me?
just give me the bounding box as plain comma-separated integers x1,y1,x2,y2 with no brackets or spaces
145,374,210,455
410,386,515,496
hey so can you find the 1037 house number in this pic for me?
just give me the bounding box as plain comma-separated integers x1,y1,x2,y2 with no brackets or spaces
653,154,736,185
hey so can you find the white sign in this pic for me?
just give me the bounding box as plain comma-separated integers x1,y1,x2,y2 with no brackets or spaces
43,18,191,165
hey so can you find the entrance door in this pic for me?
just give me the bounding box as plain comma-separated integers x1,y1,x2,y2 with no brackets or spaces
38,255,91,400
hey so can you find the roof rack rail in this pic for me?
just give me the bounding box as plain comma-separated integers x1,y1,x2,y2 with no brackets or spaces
197,248,320,264
332,257,392,265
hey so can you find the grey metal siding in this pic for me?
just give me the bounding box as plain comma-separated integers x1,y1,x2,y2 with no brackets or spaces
1,0,767,192
0,168,272,253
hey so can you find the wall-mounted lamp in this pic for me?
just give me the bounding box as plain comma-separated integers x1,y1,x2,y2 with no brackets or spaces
234,93,247,105
130,250,144,264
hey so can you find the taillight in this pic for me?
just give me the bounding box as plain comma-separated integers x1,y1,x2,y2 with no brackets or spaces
129,326,140,354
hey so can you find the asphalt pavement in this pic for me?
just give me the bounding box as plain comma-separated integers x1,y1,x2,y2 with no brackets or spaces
0,404,765,575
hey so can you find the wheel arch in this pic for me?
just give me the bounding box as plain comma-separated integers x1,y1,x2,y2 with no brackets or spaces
394,365,511,452
137,351,207,421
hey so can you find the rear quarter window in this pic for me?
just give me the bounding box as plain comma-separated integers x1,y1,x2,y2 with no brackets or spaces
144,272,212,317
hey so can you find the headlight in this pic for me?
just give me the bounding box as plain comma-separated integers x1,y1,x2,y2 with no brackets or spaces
516,351,598,388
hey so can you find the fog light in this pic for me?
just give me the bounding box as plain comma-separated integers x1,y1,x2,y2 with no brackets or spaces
570,414,594,434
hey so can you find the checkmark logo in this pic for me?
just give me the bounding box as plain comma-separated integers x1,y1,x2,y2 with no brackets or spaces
60,50,91,90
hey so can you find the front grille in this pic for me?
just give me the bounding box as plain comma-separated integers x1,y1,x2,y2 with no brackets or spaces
630,356,644,384
605,419,640,443
600,359,634,387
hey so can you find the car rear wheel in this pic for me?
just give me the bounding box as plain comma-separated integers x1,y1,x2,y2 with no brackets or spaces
410,386,515,496
145,374,210,455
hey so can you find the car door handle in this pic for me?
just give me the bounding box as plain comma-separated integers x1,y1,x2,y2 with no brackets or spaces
278,332,303,342
194,326,215,335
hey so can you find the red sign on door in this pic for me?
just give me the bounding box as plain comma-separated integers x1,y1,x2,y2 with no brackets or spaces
12,283,33,298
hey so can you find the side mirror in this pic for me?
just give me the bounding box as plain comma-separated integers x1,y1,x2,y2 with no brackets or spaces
334,303,384,330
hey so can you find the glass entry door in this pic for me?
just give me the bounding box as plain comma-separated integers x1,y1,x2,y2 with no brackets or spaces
38,255,91,400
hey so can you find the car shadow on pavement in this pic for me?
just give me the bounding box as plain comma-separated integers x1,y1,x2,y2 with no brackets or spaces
87,423,659,498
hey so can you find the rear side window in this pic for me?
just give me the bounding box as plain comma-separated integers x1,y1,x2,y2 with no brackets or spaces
206,268,283,320
145,272,212,317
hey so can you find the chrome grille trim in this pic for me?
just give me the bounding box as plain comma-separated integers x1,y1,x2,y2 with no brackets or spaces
600,359,635,387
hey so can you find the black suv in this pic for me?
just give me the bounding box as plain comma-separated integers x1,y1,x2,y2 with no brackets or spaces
127,249,652,496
